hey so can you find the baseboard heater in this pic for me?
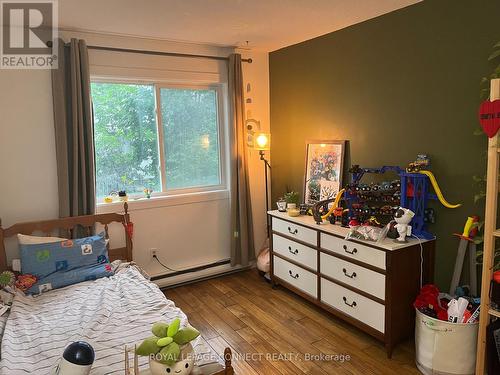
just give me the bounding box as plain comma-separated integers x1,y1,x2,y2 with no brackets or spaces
151,259,231,281
154,259,255,290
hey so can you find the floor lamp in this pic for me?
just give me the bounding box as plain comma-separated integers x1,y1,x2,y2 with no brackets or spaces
254,133,271,237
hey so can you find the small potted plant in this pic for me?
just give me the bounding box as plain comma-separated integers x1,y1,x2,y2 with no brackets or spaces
143,188,153,199
136,318,200,375
283,191,300,206
283,191,300,216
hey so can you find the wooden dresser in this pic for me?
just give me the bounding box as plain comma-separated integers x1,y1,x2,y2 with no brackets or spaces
268,210,435,357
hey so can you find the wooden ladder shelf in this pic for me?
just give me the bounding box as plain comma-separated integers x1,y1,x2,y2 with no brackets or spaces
476,78,500,374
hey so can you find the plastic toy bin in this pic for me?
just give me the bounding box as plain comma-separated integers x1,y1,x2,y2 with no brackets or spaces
415,309,478,375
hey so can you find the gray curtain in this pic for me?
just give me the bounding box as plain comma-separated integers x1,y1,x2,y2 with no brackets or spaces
228,54,255,266
51,38,95,218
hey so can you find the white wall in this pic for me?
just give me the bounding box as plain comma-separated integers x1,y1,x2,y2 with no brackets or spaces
0,70,59,226
0,30,270,282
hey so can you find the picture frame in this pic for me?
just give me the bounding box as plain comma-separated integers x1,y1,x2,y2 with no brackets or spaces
303,140,346,205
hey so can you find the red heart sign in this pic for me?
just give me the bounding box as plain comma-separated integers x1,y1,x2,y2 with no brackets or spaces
479,99,500,138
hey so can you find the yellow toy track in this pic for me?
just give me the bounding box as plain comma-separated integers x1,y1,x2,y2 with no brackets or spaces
418,170,461,209
321,189,345,220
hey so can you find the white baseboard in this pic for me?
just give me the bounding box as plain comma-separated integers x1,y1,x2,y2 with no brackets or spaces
153,261,255,289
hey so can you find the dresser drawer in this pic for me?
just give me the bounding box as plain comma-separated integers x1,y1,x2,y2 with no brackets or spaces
273,256,317,298
321,278,385,333
320,233,386,270
272,217,317,246
273,234,317,271
320,252,385,300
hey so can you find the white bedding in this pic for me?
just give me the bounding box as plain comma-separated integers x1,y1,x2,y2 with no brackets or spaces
0,266,222,374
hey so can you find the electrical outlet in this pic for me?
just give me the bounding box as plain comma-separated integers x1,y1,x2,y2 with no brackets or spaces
150,248,158,258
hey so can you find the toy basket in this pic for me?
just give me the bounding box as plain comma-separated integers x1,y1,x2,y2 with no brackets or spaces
415,309,478,375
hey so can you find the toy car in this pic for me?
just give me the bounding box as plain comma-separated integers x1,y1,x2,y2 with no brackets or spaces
380,205,393,215
406,154,430,173
390,179,401,190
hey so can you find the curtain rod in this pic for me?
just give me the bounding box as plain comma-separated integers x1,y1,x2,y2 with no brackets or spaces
86,45,253,63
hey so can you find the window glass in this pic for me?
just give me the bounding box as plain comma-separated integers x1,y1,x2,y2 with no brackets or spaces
91,82,161,198
160,88,221,190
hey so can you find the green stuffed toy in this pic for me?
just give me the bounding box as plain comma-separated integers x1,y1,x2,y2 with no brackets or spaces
0,271,15,288
136,318,200,375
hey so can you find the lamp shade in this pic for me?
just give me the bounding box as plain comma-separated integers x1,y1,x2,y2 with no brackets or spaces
254,133,271,150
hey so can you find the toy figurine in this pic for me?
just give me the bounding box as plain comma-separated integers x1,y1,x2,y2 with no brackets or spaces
312,198,335,224
394,207,415,242
328,207,348,225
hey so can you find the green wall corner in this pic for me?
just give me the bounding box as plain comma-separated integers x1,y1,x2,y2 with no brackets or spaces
269,0,500,289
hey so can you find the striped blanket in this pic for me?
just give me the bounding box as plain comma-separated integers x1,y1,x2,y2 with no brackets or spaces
0,266,222,374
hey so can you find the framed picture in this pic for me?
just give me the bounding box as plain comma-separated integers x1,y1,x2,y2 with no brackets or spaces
303,140,346,205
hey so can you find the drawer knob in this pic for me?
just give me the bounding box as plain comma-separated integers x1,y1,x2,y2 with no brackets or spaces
288,270,300,279
288,246,299,255
343,245,358,255
342,268,357,279
342,296,357,308
287,227,298,235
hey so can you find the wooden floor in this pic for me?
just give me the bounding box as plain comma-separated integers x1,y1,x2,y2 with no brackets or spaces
164,269,420,375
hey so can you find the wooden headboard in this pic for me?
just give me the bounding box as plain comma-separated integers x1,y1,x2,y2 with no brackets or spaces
0,203,133,271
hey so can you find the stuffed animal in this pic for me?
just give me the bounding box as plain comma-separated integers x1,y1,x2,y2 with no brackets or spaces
136,318,200,375
394,207,415,242
0,271,15,288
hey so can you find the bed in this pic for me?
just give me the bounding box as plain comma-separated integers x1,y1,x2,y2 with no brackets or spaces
0,204,234,375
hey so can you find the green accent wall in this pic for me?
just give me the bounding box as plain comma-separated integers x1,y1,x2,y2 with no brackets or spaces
269,0,500,289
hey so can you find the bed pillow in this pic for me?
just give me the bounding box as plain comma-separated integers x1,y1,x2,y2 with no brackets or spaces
17,233,67,245
20,233,113,294
18,233,110,246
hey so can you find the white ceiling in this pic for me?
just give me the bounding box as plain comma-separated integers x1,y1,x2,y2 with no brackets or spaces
58,0,421,51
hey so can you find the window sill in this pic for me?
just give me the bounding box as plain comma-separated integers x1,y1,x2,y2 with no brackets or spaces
96,189,230,214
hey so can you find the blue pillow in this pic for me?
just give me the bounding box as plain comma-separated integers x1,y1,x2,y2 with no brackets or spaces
20,233,114,294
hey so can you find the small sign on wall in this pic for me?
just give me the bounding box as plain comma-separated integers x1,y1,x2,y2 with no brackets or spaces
479,99,500,138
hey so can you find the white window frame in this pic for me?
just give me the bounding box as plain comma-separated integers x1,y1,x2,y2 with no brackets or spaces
91,77,229,204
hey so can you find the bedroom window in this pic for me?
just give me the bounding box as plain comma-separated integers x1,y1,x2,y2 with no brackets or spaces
91,81,225,199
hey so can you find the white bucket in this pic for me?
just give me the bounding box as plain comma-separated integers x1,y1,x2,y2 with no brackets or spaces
415,309,478,375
